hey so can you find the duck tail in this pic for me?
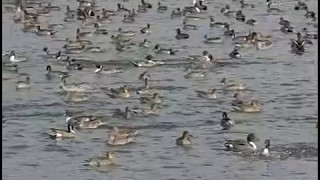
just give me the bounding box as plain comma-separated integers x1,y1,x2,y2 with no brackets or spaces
129,60,139,67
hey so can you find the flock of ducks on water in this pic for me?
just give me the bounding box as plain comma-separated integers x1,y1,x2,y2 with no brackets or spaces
3,0,317,167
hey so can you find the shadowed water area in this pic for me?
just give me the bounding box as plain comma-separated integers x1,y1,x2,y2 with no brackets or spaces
2,0,318,179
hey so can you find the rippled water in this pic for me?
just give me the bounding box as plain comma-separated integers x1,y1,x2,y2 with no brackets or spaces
2,0,318,179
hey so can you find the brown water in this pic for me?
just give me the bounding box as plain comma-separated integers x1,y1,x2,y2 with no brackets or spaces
2,0,318,179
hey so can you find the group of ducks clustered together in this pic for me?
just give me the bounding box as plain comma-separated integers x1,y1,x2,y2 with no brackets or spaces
3,0,317,167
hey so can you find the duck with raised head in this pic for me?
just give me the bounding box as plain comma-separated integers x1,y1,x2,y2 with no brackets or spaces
66,58,84,70
45,65,69,78
279,17,290,26
171,8,183,18
260,140,270,156
221,77,246,91
113,107,132,119
16,76,31,89
122,14,135,23
291,32,305,55
108,85,131,98
141,0,152,8
224,133,259,152
140,93,162,104
36,25,57,36
220,112,235,130
49,117,76,139
139,39,151,48
88,152,115,167
229,47,241,59
224,24,235,36
154,44,175,55
233,100,261,112
175,28,190,39
235,10,246,22
117,3,130,12
231,93,244,106
108,129,135,146
138,4,148,13
9,50,27,63
209,17,227,28
294,1,308,10
140,24,151,34
195,88,217,99
93,23,108,35
157,2,168,12
176,131,193,146
77,28,92,38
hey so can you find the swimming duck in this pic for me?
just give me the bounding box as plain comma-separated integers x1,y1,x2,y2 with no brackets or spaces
154,45,175,55
254,39,273,50
140,93,162,104
291,33,305,55
235,10,246,22
60,77,95,92
136,77,155,95
204,35,223,44
220,112,235,130
16,76,31,89
45,65,69,78
140,24,151,34
108,85,131,98
229,48,241,59
305,7,316,20
266,0,283,6
43,47,61,58
233,100,261,113
183,20,197,30
117,3,130,12
279,17,290,26
85,46,104,53
138,4,148,13
184,68,206,79
23,10,38,19
175,28,190,40
224,24,235,36
122,15,134,23
260,140,270,156
231,93,244,106
89,152,115,167
222,5,237,17
171,8,183,18
195,89,217,99
294,1,308,10
280,24,293,34
246,19,257,26
176,131,193,146
64,91,89,102
65,5,77,16
118,28,136,37
94,65,123,74
113,107,132,119
240,0,255,8
44,3,60,11
267,3,283,13
130,59,164,67
78,0,95,8
131,103,160,115
77,28,92,38
139,39,151,48
94,23,108,35
66,58,84,70
36,26,57,36
196,0,207,10
302,28,318,39
224,133,258,152
9,51,27,63
141,0,153,9
209,17,227,28
63,45,86,54
49,118,76,139
108,130,135,146
189,50,211,62
96,15,111,24
157,2,168,12
221,77,246,91
221,5,231,14
76,118,107,129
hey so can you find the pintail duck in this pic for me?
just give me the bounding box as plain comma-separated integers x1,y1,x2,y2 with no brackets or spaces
65,5,77,16
49,118,76,139
136,77,156,95
176,131,193,146
302,28,318,39
224,133,258,152
221,77,246,91
246,19,257,26
118,28,136,37
183,20,197,30
233,100,261,113
76,118,106,129
294,1,308,10
175,28,190,39
154,45,175,55
130,55,164,67
305,7,316,20
229,47,241,59
95,65,123,74
43,47,61,58
204,35,222,43
184,68,206,79
66,58,84,70
23,10,38,19
189,50,211,62
64,91,89,102
291,33,305,55
140,93,162,104
63,45,86,54
171,8,183,18
122,14,134,23
235,10,246,22
195,89,217,99
77,28,92,38
280,24,293,34
209,17,227,28
94,23,108,35
141,0,153,9
140,24,151,34
9,51,27,62
139,71,150,81
113,107,132,119
267,3,283,13
108,85,131,98
139,39,151,48
260,140,270,156
195,0,207,11
110,127,138,137
138,4,148,13
131,103,160,115
224,24,235,36
89,152,115,167
240,0,255,8
157,2,168,12
231,93,244,106
36,26,57,36
59,76,95,92
220,112,235,130
45,65,69,78
222,5,237,17
279,17,290,26
16,76,31,89
117,3,130,12
108,128,135,146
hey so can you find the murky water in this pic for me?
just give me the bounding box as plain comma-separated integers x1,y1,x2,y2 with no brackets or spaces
2,0,318,179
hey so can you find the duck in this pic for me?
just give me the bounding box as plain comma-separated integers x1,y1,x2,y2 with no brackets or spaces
196,0,207,10
302,28,318,39
154,44,175,55
63,45,86,54
45,65,69,78
240,0,255,8
49,118,76,139
157,2,168,12
16,76,31,89
246,19,257,26
233,100,261,113
140,24,151,34
138,4,148,13
118,28,136,37
108,85,131,98
107,130,135,146
113,107,132,119
260,140,270,156
78,0,95,8
96,15,112,24
224,133,258,152
35,25,57,36
188,50,211,62
23,10,38,19
175,28,190,40
176,131,193,146
66,58,84,70
94,23,108,35
267,3,283,13
76,28,92,38
44,3,61,11
266,0,283,6
184,68,206,79
89,152,115,167
136,77,156,95
141,0,153,9
64,91,89,102
231,30,250,42
254,39,273,50
122,14,134,23
59,77,95,92
130,59,164,67
224,24,235,36
76,118,107,129
294,1,308,10
220,112,235,130
209,17,227,28
279,17,290,26
229,47,241,59
222,6,237,17
305,7,316,20
291,33,305,55
81,17,96,27
204,35,223,44
130,103,160,115
195,89,217,99
43,47,61,58
231,93,244,106
235,10,246,22
140,93,162,104
65,5,77,16
110,126,138,137
183,20,197,30
94,65,123,74
85,46,104,53
139,39,151,48
280,24,293,34
171,8,183,18
117,3,130,12
220,77,246,91
9,51,27,62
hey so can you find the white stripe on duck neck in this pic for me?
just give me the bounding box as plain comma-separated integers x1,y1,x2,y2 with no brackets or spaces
95,66,103,73
66,116,73,122
261,148,269,155
249,142,257,149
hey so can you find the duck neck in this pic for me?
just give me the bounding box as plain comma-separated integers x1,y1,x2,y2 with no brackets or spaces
144,78,149,89
249,142,257,149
